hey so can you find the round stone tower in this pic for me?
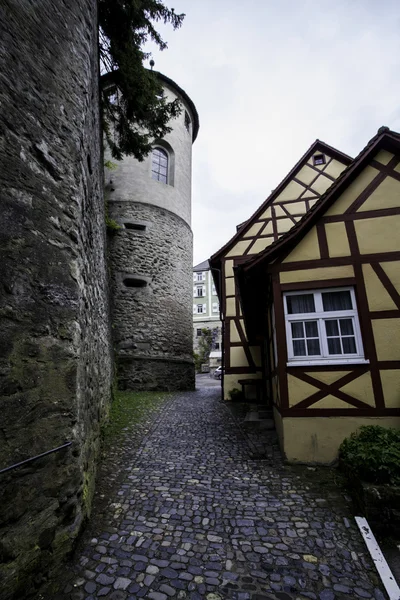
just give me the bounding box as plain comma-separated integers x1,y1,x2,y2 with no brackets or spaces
107,72,199,391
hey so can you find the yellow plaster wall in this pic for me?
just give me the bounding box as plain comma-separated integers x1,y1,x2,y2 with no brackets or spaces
381,370,400,408
372,319,400,361
283,201,306,215
224,373,261,399
230,320,240,343
375,150,395,165
280,265,355,284
226,240,252,257
274,205,286,217
283,228,320,263
226,297,236,317
248,237,273,255
274,180,305,202
225,277,236,297
323,159,347,179
296,165,318,185
363,264,398,311
288,374,318,406
356,215,400,256
312,395,354,409
224,259,234,277
239,319,247,340
357,176,400,212
306,371,350,384
340,372,375,406
280,416,400,464
325,222,351,257
310,175,332,195
230,346,249,368
259,207,272,220
277,219,293,234
381,261,400,294
324,166,379,216
243,222,264,238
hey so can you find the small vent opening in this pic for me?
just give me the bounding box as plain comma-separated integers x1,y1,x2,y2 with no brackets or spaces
313,153,326,166
124,222,146,231
123,278,148,288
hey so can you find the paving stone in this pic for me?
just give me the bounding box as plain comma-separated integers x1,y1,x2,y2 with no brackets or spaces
113,577,131,590
40,389,386,600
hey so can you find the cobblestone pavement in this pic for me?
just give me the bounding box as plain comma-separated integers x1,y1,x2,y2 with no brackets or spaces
47,388,385,600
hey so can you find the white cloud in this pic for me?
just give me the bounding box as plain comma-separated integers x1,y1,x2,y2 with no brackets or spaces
146,0,400,264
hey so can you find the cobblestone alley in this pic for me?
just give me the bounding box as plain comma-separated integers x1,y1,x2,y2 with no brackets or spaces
45,388,386,600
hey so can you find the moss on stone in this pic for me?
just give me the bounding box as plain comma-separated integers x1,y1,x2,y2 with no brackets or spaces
101,390,171,444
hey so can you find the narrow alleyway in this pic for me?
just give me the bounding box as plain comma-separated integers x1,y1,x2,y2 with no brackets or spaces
47,388,385,600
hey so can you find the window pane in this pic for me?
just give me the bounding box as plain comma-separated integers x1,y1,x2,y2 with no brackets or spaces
342,337,357,354
307,338,321,355
328,337,342,354
305,321,318,337
287,294,315,314
293,339,306,356
325,320,339,336
322,290,352,311
339,319,354,336
291,322,304,338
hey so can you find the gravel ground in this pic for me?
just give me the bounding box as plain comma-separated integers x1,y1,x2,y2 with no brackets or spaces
37,388,386,600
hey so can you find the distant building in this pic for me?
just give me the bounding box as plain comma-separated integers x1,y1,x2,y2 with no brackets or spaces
193,260,222,370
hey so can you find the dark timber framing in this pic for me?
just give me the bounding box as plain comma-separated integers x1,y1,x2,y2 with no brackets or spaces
236,127,400,418
210,139,353,399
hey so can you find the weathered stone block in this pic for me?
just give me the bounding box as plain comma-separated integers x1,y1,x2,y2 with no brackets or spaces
0,1,112,597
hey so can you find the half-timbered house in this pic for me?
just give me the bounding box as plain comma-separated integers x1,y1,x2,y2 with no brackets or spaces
211,127,400,463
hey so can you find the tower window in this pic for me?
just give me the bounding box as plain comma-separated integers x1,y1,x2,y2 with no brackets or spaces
184,111,191,132
151,147,168,183
313,154,326,166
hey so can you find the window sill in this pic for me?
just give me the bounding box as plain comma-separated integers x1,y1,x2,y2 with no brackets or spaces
287,359,370,367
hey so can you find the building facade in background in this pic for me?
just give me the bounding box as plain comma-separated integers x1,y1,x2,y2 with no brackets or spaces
193,260,222,371
107,73,199,391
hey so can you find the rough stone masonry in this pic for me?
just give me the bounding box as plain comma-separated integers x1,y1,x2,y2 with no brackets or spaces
0,1,113,598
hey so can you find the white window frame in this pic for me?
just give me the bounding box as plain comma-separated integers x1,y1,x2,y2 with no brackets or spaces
197,304,204,314
196,286,204,298
283,287,369,366
196,272,203,282
212,302,219,313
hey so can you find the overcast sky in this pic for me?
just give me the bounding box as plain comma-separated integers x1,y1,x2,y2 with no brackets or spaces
146,0,400,266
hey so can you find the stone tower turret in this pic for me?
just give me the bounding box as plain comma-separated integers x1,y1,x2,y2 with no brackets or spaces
107,72,199,390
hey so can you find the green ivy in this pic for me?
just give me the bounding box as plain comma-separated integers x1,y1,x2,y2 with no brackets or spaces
339,425,400,485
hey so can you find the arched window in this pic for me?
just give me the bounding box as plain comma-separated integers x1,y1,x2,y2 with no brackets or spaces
151,147,168,183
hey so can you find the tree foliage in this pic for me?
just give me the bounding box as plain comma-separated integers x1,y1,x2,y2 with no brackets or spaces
99,0,185,160
194,328,216,372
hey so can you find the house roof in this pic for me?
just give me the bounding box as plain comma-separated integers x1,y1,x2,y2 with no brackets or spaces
235,126,400,341
238,126,400,277
209,139,352,271
193,259,210,272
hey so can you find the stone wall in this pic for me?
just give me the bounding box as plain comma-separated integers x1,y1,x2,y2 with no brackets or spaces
0,1,112,598
109,201,195,390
